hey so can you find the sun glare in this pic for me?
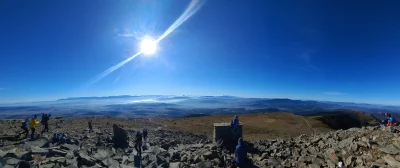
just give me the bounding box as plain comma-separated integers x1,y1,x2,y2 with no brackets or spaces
140,37,158,55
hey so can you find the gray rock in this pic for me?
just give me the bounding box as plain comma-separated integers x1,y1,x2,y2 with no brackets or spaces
6,158,20,165
60,144,80,151
31,146,49,154
312,157,324,166
93,150,109,161
196,161,212,168
338,137,354,149
379,144,400,154
325,148,339,163
383,155,400,167
267,158,280,165
22,138,48,150
326,160,336,168
51,149,68,156
41,163,56,168
101,158,120,168
169,162,182,168
78,153,96,166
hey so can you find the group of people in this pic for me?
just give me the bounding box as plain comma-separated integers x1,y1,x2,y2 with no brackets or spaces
230,115,250,168
20,113,52,140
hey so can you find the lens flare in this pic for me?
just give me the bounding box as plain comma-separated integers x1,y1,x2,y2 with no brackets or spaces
86,0,205,86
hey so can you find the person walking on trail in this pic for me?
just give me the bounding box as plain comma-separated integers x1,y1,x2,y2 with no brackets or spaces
231,115,240,141
235,137,249,168
29,115,40,140
41,113,51,134
143,128,148,143
20,119,29,138
88,120,93,132
135,131,143,156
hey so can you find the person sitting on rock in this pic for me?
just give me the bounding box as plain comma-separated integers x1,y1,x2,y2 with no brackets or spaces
135,131,143,156
384,113,398,132
231,115,240,141
234,137,248,167
20,119,29,139
29,115,40,140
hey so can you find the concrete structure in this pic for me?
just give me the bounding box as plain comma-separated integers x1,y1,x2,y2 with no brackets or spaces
213,122,243,144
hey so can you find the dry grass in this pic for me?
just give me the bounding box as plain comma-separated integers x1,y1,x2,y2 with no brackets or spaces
153,112,333,141
1,112,354,142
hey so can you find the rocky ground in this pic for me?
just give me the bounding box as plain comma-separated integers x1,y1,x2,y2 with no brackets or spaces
1,117,400,167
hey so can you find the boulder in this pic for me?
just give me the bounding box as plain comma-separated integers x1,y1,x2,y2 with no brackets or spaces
6,158,20,165
31,146,49,154
196,161,212,168
93,150,110,161
383,155,400,167
169,162,182,168
101,158,120,168
60,144,80,152
379,144,400,154
113,124,129,148
50,149,68,156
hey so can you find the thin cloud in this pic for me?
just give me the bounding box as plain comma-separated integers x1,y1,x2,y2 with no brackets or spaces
301,50,323,73
323,92,346,96
118,33,136,37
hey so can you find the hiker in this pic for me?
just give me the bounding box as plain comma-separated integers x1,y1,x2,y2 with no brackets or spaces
384,113,398,132
134,131,143,156
88,120,93,132
143,128,148,143
235,137,249,168
41,113,51,134
29,115,40,140
20,119,29,138
231,115,240,141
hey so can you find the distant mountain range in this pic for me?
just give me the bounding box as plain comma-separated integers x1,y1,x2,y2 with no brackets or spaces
0,95,399,119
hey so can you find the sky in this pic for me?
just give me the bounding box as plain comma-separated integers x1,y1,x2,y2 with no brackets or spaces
1,0,400,105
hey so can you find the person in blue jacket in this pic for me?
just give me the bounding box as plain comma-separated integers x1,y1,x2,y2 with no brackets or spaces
235,137,248,167
231,115,240,141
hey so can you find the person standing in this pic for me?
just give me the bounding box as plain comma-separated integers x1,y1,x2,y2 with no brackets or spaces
143,128,148,143
21,119,29,138
135,131,143,156
234,137,248,167
231,115,240,142
29,115,40,140
41,113,51,134
88,120,93,132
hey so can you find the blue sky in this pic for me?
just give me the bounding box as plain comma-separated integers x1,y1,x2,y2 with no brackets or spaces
1,0,400,105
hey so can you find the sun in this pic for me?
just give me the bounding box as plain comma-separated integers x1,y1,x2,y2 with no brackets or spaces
140,37,158,55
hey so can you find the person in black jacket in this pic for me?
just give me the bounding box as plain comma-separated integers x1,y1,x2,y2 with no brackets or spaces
41,113,51,134
134,131,143,156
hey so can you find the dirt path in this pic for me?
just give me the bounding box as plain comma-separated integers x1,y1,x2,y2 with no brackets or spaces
300,116,316,135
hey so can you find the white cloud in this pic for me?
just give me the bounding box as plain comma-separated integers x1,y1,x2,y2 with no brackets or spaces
323,92,346,96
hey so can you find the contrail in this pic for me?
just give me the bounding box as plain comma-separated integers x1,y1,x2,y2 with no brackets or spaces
86,0,205,86
156,0,205,42
87,52,141,86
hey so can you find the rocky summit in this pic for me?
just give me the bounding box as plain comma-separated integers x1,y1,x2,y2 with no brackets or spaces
2,120,400,168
